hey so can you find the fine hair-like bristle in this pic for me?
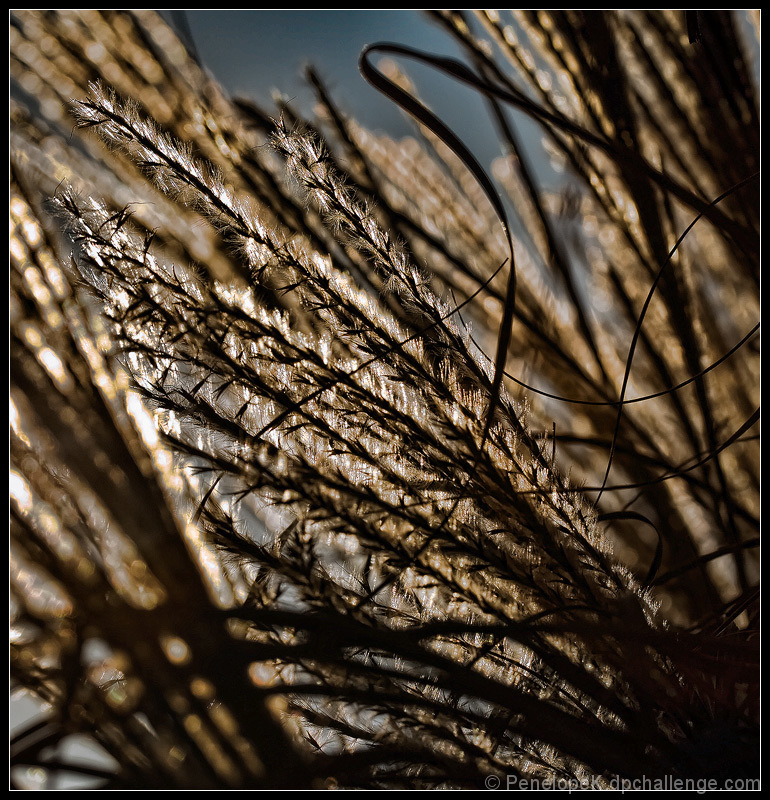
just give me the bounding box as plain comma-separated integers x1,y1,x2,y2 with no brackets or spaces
10,10,758,790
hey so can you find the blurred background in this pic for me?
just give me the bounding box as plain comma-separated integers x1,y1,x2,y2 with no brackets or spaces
168,10,559,187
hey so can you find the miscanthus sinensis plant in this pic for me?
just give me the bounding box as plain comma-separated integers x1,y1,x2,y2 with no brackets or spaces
10,10,758,789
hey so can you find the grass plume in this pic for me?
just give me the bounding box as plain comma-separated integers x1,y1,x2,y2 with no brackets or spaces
10,10,758,789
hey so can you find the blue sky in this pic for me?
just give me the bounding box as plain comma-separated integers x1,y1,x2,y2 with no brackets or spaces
182,11,466,133
176,10,553,184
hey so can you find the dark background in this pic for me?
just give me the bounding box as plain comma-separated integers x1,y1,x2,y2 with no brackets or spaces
170,10,557,187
